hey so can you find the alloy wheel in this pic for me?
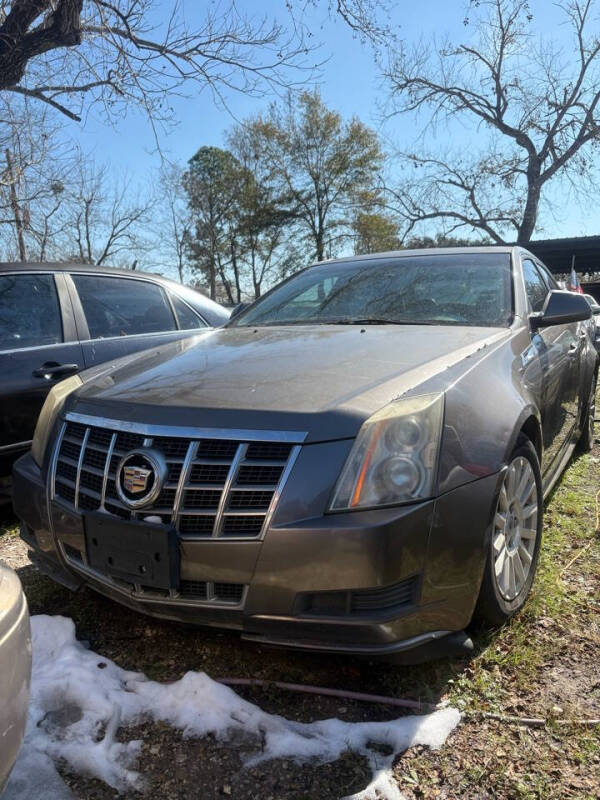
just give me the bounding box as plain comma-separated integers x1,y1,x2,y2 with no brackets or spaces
492,456,538,601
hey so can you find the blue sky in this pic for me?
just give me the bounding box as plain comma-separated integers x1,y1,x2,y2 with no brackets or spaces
74,0,600,239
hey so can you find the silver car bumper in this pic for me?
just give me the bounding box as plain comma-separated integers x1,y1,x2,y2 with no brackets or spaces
0,565,31,792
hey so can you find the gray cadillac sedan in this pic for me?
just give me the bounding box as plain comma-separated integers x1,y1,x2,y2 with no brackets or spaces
12,248,597,661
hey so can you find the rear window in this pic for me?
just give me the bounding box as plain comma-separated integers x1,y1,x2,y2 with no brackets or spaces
0,273,63,351
73,275,177,339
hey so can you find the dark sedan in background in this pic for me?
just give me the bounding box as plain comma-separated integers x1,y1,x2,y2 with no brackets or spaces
0,264,229,482
13,247,597,662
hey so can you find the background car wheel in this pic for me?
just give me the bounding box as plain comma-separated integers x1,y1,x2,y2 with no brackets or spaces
577,373,597,453
475,436,543,626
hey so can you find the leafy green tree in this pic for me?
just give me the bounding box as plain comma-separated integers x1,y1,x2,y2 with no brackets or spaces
184,138,299,301
353,212,401,255
182,146,247,302
247,89,384,261
404,234,490,249
228,124,299,298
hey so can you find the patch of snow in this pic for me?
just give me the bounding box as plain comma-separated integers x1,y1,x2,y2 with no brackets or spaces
5,615,460,799
3,749,74,800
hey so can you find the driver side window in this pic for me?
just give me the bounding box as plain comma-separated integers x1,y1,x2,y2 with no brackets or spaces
522,259,549,313
72,275,177,339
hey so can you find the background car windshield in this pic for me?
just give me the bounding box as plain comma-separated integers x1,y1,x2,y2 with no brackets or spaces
232,253,513,327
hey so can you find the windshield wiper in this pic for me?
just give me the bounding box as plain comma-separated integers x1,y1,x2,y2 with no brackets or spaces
238,318,443,327
329,318,437,326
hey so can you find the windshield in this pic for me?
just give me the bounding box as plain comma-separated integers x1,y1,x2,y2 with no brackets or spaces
231,253,513,328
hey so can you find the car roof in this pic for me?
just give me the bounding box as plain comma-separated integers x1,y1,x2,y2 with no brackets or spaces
0,261,176,284
310,245,523,267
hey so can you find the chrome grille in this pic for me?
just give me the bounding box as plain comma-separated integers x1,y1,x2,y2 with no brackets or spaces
52,415,302,540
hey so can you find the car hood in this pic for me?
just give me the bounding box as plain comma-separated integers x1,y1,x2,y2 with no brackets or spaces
72,325,508,442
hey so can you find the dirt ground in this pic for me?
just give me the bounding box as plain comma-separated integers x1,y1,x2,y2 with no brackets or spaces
1,434,599,800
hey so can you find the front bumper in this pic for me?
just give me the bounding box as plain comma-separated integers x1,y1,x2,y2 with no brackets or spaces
0,565,31,792
13,449,501,657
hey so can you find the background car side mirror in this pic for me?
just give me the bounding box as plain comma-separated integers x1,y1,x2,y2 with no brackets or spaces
230,302,249,319
531,290,592,329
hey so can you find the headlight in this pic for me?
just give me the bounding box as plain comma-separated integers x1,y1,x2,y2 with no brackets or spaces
329,393,444,511
31,375,83,467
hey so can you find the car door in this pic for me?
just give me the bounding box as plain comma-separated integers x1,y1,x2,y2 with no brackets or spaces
67,273,193,369
522,258,580,472
0,271,84,458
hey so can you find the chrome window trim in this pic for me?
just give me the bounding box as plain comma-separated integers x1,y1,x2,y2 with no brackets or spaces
0,340,80,356
76,329,201,346
178,326,210,333
0,270,55,276
64,412,307,444
68,270,167,284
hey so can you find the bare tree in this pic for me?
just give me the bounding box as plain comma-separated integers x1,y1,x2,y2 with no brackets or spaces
0,97,71,260
0,1,390,127
66,162,153,266
294,0,397,46
3,146,26,258
384,0,600,243
156,162,188,283
26,178,67,260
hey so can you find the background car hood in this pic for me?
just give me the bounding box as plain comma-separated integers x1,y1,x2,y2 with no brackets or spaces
72,325,508,442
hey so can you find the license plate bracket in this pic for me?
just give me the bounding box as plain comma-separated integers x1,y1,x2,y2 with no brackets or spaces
84,513,179,590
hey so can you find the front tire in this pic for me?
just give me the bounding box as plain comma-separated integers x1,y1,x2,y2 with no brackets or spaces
475,437,543,626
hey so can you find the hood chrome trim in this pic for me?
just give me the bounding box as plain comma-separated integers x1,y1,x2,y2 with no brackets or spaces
64,411,307,444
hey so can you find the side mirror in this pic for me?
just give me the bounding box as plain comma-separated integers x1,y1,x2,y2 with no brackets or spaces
230,302,249,319
531,290,592,329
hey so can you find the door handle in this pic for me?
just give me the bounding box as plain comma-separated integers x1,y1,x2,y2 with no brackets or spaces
568,343,579,356
32,362,80,380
